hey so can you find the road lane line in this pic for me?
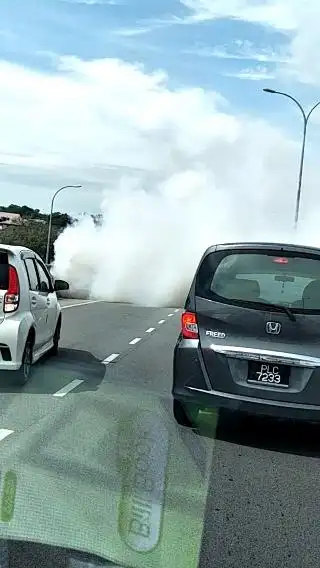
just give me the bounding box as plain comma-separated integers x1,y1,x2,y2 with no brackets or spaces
174,308,180,312
61,300,104,310
168,313,174,317
146,327,155,333
0,429,14,442
158,319,165,324
53,379,84,397
129,337,141,345
102,353,120,364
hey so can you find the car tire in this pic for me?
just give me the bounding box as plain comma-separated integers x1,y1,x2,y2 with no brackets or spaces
15,336,34,386
50,317,61,356
173,398,194,428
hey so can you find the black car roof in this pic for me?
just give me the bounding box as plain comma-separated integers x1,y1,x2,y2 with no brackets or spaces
204,242,320,256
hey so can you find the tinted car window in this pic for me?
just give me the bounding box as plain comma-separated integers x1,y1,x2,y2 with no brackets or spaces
35,260,52,293
196,250,320,312
24,258,39,291
0,251,8,290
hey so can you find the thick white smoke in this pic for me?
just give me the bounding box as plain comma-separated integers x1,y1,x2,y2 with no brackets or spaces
52,60,320,307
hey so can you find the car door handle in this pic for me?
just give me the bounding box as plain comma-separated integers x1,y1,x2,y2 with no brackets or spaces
46,299,50,306
31,296,37,306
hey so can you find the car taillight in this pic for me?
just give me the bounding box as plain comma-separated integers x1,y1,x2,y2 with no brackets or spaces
4,265,20,313
181,311,199,339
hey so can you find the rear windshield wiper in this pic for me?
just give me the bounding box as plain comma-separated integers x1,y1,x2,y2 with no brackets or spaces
250,300,296,322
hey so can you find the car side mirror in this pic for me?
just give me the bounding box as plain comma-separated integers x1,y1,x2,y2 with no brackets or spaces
40,281,49,293
54,279,69,292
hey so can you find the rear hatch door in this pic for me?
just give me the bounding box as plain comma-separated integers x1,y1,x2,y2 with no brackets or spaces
195,245,320,403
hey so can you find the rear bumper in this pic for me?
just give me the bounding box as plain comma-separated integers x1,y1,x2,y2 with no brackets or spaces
173,386,320,422
173,337,320,422
0,361,20,371
0,317,31,370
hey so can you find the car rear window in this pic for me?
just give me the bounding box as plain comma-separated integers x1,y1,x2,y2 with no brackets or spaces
0,251,8,290
196,249,320,312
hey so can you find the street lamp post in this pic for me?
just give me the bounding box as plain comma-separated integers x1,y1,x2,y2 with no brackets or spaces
45,185,82,265
263,88,320,229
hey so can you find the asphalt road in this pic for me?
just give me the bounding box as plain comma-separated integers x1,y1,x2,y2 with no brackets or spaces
0,299,319,567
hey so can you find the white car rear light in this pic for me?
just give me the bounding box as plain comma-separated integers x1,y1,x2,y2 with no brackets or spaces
181,311,199,339
4,265,19,313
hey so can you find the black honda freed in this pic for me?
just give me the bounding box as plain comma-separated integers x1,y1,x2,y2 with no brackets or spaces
172,242,320,428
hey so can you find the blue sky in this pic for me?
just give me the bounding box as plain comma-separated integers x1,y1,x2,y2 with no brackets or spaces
0,0,316,114
0,0,319,213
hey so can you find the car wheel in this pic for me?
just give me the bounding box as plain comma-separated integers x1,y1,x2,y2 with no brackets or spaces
50,318,61,356
173,399,195,428
15,337,33,386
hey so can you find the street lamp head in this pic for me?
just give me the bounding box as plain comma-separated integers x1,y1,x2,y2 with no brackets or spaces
58,184,82,192
263,88,277,94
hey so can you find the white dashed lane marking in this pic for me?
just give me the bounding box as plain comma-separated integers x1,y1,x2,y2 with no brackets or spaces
53,379,84,397
102,353,120,364
0,429,14,442
101,311,180,366
47,307,182,399
129,337,141,345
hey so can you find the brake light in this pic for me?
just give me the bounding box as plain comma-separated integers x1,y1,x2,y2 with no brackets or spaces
181,311,199,339
4,265,20,313
273,257,289,264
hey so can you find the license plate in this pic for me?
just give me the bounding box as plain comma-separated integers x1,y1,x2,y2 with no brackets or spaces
247,361,290,388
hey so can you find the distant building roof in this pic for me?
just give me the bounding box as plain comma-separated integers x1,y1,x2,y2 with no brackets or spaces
0,212,22,222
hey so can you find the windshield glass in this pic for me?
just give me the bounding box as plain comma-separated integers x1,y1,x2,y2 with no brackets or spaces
2,0,320,565
197,250,320,312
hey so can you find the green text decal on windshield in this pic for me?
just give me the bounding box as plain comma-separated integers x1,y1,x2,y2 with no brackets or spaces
115,396,214,568
118,411,168,554
0,386,214,568
1,471,17,523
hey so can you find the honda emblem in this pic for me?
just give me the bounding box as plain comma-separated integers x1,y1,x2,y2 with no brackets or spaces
265,321,281,335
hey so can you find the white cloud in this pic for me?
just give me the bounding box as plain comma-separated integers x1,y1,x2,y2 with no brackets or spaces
0,57,172,209
224,65,276,81
111,27,154,37
180,1,320,87
286,9,320,85
0,54,319,304
180,0,299,30
187,40,288,64
60,0,320,89
0,55,300,304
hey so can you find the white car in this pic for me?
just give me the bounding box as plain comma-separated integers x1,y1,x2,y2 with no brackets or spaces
0,244,69,385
